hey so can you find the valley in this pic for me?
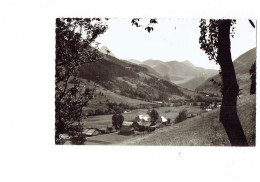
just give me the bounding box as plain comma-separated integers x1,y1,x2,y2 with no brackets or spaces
60,45,256,146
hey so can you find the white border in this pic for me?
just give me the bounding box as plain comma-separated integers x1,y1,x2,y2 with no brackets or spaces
0,0,259,182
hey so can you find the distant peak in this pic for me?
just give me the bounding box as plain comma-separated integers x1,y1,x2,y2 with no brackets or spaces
182,60,194,67
99,46,115,57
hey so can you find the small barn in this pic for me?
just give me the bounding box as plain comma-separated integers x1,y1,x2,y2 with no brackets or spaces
157,116,167,124
98,128,110,134
83,129,100,137
135,114,151,122
119,121,135,135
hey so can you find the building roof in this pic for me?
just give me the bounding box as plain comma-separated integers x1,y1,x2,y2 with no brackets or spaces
120,125,134,132
160,116,167,122
122,121,134,126
136,114,150,122
137,121,151,127
83,129,99,135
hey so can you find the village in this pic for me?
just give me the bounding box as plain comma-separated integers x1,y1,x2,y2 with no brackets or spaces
60,96,222,145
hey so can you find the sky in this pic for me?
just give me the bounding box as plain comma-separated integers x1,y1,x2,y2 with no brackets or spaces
95,19,256,70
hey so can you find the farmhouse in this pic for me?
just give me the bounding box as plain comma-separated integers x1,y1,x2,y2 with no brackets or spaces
135,114,151,122
83,128,100,137
119,121,135,135
98,128,110,134
157,116,167,123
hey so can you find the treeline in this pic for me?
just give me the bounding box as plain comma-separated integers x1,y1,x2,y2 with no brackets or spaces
88,101,131,116
79,59,140,83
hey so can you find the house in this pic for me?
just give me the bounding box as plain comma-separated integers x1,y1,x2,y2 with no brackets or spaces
205,108,212,112
98,128,110,134
216,102,222,108
83,128,100,137
135,114,151,122
186,113,193,118
119,122,135,135
118,126,135,136
124,110,131,114
157,116,167,123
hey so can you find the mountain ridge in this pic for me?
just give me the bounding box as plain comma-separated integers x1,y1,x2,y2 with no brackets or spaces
196,47,256,95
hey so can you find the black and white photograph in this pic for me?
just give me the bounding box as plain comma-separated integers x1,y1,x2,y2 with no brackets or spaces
55,18,256,146
1,1,260,182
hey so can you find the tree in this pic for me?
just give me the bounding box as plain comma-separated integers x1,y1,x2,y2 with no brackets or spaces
112,114,124,130
149,109,159,124
175,109,187,123
55,18,108,142
249,62,256,95
131,18,255,146
199,19,255,146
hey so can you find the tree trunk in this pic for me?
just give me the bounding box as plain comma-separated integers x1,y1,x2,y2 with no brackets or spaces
217,20,248,146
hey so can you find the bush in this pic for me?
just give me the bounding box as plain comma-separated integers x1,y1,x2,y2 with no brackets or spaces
148,109,159,124
112,114,124,130
175,109,187,123
70,133,86,145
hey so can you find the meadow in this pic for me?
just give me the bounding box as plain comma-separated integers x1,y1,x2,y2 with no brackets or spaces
81,105,203,129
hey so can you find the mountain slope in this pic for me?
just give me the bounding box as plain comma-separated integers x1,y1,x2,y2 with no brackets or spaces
125,59,143,65
142,59,218,90
99,46,116,57
119,94,255,146
79,53,184,102
196,47,256,95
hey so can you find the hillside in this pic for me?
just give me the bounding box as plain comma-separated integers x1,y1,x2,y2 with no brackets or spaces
79,53,184,103
119,94,255,146
99,46,116,57
142,59,218,90
196,47,256,95
125,59,142,65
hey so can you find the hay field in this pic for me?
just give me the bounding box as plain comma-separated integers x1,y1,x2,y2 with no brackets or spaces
119,94,255,146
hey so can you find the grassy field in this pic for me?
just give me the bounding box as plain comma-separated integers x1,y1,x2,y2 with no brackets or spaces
81,105,203,129
119,94,256,146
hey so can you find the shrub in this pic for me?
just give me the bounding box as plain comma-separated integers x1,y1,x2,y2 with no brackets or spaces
70,133,86,145
175,109,187,123
148,109,159,124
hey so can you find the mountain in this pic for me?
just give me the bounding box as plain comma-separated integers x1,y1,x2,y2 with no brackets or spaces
99,46,116,57
125,59,143,65
79,53,184,103
142,59,218,90
196,47,256,95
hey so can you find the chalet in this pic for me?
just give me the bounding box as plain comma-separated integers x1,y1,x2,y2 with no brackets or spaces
124,110,131,114
157,116,167,123
186,113,193,118
98,128,110,134
83,128,100,137
135,114,151,122
216,102,222,107
119,121,135,135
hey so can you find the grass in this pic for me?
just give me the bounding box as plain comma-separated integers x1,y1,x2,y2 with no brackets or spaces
81,106,203,130
119,94,255,146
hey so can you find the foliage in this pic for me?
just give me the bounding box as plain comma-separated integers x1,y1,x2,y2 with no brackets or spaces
175,110,187,123
199,19,236,63
70,133,86,145
112,114,124,130
149,109,159,123
131,18,158,33
249,62,256,95
55,18,108,139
